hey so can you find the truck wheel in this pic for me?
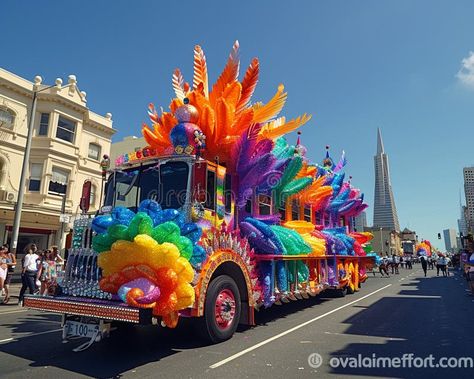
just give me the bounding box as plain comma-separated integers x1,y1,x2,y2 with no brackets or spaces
199,275,241,343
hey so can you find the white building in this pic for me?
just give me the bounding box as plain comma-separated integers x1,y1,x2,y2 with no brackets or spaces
109,135,147,167
0,68,115,253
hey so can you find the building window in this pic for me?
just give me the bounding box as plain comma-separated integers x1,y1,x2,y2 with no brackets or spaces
291,199,299,220
279,200,286,221
304,205,311,222
56,116,76,143
38,113,50,136
205,170,216,209
49,167,69,195
0,107,15,128
224,173,232,213
258,194,272,215
28,163,43,191
315,211,322,225
88,143,101,160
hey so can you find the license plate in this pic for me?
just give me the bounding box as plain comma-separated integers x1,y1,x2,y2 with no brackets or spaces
65,321,99,338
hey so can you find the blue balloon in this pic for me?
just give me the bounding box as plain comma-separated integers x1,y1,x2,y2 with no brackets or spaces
111,207,135,226
139,199,162,217
161,208,185,227
170,124,188,147
181,223,202,243
91,215,114,234
190,245,206,266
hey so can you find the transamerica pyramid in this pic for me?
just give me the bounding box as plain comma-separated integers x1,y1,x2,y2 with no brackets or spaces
373,128,400,231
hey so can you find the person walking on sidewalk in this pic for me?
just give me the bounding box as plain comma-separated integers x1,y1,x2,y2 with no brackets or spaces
0,246,9,303
420,256,428,277
466,252,474,296
18,248,39,305
1,245,16,304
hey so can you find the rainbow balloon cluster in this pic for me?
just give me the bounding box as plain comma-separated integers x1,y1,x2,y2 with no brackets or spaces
416,240,432,257
92,200,205,327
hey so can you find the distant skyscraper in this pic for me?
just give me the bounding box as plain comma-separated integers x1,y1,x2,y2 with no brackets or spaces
443,229,458,253
457,192,468,236
373,128,400,231
353,211,367,232
463,167,474,232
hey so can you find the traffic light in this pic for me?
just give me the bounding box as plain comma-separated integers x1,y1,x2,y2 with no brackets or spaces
438,233,441,239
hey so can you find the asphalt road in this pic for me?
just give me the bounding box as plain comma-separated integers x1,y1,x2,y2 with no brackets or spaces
1,265,473,379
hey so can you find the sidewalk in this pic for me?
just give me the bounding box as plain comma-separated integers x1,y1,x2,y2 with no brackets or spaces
0,282,21,308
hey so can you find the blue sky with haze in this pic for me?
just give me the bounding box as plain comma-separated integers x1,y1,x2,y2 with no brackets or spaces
3,0,474,249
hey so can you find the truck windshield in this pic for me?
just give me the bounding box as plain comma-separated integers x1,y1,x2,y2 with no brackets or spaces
104,161,190,211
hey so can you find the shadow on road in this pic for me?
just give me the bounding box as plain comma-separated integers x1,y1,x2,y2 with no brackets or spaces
0,316,213,378
328,271,474,379
0,294,334,378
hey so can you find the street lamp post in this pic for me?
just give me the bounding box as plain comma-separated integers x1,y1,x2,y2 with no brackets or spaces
10,77,70,254
379,227,383,256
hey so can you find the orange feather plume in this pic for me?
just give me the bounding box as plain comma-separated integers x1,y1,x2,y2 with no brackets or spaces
209,40,240,107
237,58,259,113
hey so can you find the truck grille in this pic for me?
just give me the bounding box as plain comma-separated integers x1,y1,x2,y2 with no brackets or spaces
61,217,111,299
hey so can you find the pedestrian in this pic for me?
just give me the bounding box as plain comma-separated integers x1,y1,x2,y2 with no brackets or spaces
445,256,451,276
407,256,413,269
37,250,57,296
50,246,64,272
466,252,474,296
18,248,40,305
37,250,49,296
379,258,390,277
420,256,428,277
0,246,9,303
1,244,16,304
439,256,448,277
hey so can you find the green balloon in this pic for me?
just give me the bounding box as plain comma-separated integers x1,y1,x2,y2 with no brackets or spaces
175,236,193,260
151,222,180,244
127,212,154,239
92,233,113,253
108,224,131,241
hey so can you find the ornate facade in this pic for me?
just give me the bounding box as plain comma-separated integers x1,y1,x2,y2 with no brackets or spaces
0,68,115,253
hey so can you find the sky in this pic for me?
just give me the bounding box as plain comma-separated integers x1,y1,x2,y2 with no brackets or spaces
3,0,474,249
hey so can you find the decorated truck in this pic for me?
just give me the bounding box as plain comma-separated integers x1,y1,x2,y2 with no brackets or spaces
24,42,375,349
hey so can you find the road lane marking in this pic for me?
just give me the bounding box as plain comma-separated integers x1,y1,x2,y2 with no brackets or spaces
0,328,62,344
210,284,392,369
323,331,406,341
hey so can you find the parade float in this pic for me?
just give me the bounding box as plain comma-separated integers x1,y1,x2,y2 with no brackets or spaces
24,42,375,350
416,240,432,257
